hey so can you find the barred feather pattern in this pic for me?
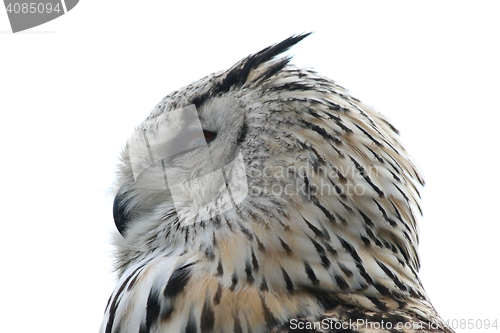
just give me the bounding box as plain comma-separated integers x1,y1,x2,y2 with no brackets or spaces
100,34,454,333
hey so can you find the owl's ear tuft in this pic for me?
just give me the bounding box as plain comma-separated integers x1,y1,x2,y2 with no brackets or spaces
192,33,312,108
222,32,313,91
248,32,313,70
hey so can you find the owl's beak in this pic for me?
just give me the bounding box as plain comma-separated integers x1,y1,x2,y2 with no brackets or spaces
113,187,131,237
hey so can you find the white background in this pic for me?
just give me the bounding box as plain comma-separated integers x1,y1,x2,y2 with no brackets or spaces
1,1,499,332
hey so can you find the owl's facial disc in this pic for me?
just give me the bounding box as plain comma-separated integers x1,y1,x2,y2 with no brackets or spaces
113,104,246,235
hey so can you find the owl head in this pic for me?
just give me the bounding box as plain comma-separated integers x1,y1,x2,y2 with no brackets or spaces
105,33,446,333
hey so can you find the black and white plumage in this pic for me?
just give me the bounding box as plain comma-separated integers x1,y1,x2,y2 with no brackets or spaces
100,34,454,333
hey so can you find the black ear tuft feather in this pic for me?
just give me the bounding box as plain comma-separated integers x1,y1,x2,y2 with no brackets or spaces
245,32,312,72
219,32,313,93
192,32,312,108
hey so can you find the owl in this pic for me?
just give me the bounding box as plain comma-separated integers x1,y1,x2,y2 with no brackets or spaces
100,33,454,333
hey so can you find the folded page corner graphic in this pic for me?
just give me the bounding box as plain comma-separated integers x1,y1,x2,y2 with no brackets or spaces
4,0,79,33
65,0,78,12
